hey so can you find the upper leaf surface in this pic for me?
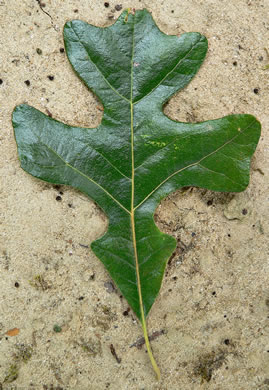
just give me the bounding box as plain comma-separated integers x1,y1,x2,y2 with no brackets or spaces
13,9,261,321
64,9,207,104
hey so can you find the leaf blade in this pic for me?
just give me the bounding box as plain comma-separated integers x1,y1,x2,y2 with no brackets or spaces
13,7,261,325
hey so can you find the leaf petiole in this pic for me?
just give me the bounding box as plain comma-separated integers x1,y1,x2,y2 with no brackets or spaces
141,313,161,380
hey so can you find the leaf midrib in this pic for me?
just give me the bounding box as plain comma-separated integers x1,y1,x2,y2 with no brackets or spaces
130,13,143,319
129,18,160,378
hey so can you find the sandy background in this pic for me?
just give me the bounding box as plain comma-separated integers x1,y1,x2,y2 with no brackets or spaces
0,0,269,389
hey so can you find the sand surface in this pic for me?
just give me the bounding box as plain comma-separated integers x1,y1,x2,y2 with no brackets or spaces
0,0,269,389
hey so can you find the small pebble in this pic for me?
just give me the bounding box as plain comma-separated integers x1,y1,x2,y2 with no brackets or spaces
47,75,54,81
104,281,115,293
24,80,30,86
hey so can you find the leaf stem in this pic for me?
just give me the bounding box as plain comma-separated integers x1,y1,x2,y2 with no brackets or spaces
141,307,161,380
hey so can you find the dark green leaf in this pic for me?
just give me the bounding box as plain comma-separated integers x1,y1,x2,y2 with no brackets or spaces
12,9,261,378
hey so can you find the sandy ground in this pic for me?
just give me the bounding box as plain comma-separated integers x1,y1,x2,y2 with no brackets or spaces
0,0,269,389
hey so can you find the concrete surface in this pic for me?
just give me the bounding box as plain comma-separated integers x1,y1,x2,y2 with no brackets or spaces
0,0,268,389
